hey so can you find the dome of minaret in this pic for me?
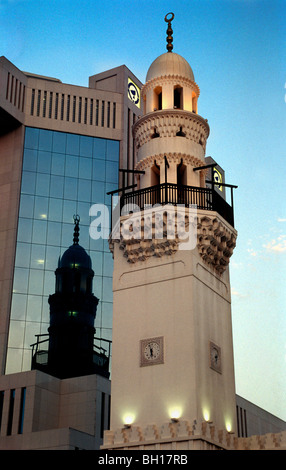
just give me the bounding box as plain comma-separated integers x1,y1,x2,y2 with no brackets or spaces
58,215,92,270
146,52,195,83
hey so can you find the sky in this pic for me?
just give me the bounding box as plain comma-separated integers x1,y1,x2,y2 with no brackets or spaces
1,0,285,421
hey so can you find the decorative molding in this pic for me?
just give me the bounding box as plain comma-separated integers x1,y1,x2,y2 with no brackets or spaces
102,419,286,450
110,211,237,275
197,215,237,274
141,75,200,97
133,109,209,152
135,152,206,173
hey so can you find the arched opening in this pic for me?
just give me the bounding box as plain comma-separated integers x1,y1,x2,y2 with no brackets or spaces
176,126,186,137
192,93,197,113
177,159,187,204
153,86,162,111
151,127,160,139
151,163,160,186
174,86,183,109
177,159,187,186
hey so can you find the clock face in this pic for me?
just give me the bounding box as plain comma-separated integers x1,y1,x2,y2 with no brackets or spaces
144,341,160,361
140,337,164,367
209,342,222,373
128,78,140,108
213,168,223,191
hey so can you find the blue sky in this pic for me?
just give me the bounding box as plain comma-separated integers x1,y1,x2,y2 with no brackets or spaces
1,0,285,421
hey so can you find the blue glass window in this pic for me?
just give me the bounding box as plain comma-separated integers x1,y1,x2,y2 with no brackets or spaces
19,195,34,218
7,128,119,374
22,149,37,171
24,128,39,149
39,129,53,151
93,159,105,181
51,153,65,175
21,172,36,195
52,132,66,153
66,133,80,155
80,135,93,157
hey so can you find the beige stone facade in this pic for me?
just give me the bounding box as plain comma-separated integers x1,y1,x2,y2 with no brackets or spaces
0,370,110,450
102,420,286,450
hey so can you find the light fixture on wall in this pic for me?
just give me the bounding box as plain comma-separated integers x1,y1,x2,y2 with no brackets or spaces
170,417,179,423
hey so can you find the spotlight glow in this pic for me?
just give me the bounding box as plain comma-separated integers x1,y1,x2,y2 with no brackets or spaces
123,413,135,426
226,422,232,432
203,409,210,422
169,406,182,420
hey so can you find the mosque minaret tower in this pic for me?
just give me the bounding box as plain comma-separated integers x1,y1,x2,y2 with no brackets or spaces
102,13,238,450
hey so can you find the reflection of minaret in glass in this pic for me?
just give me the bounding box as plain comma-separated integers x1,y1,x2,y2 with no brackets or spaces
32,215,110,379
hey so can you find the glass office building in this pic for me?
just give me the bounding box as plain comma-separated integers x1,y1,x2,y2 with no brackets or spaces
6,127,119,373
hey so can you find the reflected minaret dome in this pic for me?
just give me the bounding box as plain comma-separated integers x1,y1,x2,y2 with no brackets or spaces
32,215,110,379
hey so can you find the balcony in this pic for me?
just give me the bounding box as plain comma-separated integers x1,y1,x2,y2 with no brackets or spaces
120,182,234,227
30,334,111,379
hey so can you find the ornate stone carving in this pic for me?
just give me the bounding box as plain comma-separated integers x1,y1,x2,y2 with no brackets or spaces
110,210,237,274
133,109,209,152
135,152,206,173
102,421,286,451
141,75,200,97
196,214,237,274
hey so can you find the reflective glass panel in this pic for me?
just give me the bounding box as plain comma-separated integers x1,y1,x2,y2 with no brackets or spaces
28,269,44,295
47,221,62,246
79,157,92,179
7,128,120,374
35,173,50,197
30,244,46,269
22,149,37,171
92,159,105,181
15,243,31,268
19,195,34,218
34,196,49,220
50,175,64,198
66,133,80,155
17,218,33,243
48,198,63,222
65,155,79,178
10,294,27,320
51,153,65,175
37,151,51,174
39,129,53,151
21,171,36,195
32,219,47,244
26,295,43,321
52,132,66,153
80,135,93,157
24,127,39,149
93,138,106,159
64,177,78,199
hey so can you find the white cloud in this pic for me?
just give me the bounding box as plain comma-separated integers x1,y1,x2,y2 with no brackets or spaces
263,235,286,253
231,288,247,298
247,248,257,257
277,218,286,223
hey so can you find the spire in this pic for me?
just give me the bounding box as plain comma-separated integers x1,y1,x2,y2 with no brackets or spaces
73,214,80,245
165,12,174,52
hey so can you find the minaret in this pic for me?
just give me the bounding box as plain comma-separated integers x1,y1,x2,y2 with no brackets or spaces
32,215,110,380
103,13,238,450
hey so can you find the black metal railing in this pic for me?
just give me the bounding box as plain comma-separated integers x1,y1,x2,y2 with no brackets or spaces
119,183,234,227
30,334,111,377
